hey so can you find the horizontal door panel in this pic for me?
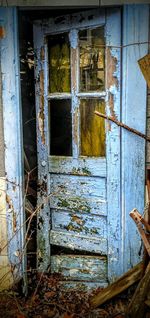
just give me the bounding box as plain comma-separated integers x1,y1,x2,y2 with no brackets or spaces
50,174,106,198
50,196,107,216
51,255,107,281
50,230,107,254
49,157,106,177
52,210,107,237
39,9,105,34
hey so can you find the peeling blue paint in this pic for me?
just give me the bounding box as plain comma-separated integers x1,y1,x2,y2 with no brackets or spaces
0,8,25,287
34,6,149,288
69,29,78,49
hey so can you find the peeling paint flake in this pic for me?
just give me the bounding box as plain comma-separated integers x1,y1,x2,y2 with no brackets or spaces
40,46,45,61
38,69,45,144
0,26,5,38
106,48,119,119
106,48,118,89
51,255,107,282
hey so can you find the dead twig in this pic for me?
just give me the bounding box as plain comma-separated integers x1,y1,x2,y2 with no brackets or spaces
95,111,150,142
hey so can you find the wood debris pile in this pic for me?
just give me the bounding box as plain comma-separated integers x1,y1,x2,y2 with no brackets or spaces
91,207,150,318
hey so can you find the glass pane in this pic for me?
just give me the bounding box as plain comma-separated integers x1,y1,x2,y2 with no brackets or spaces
49,99,72,156
79,27,105,92
80,99,105,157
48,33,70,93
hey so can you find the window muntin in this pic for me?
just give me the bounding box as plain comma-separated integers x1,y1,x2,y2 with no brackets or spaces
48,27,105,158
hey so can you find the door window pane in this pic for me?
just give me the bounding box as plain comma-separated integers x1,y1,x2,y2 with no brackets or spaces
48,33,71,93
49,99,72,156
80,99,105,157
79,27,105,92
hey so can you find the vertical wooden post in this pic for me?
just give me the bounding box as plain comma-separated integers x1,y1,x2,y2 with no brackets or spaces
121,5,149,272
0,8,26,289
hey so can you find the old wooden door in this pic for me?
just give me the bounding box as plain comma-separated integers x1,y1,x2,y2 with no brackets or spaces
34,8,121,287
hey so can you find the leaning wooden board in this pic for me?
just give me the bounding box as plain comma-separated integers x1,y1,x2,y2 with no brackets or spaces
90,263,143,308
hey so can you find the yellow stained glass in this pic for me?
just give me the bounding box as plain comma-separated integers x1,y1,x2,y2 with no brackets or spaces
48,33,70,93
80,99,105,157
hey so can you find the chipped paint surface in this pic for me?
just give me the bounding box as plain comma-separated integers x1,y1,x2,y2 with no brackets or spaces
106,44,119,120
0,8,25,289
34,9,121,286
50,230,107,254
0,26,5,39
34,6,148,286
50,174,107,217
49,157,106,177
105,8,122,281
108,92,116,118
51,255,107,281
34,24,50,271
52,210,107,237
38,70,45,144
121,5,149,272
106,48,118,90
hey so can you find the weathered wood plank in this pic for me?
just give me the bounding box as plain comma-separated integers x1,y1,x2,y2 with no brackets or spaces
126,262,150,318
90,262,143,308
50,174,106,215
52,210,107,237
34,20,50,271
50,174,106,198
50,230,107,254
0,8,25,284
35,9,105,34
0,0,100,6
50,196,107,216
51,255,107,281
106,8,122,280
49,157,106,177
122,5,149,271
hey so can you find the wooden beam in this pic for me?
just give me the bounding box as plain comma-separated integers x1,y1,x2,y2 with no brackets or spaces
126,262,150,318
90,262,143,308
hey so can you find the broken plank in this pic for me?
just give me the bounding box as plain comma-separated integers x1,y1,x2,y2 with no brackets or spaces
90,262,143,308
51,255,107,281
50,230,107,254
126,262,150,318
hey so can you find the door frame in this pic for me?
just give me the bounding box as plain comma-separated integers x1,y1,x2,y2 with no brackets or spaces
0,7,26,289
